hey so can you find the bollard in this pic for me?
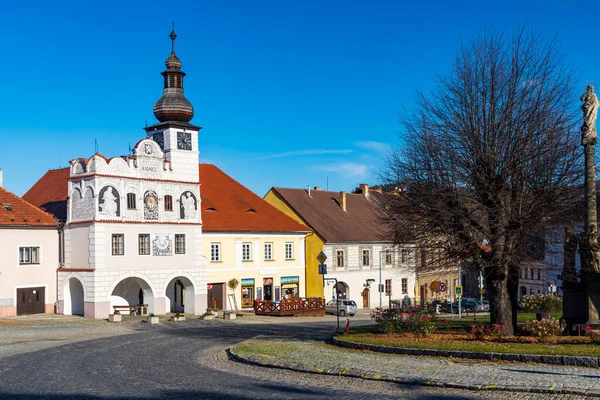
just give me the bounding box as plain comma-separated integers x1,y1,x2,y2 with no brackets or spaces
344,318,350,335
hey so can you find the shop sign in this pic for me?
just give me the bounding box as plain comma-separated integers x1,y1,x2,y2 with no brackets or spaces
207,284,213,290
263,278,273,285
241,278,255,287
280,276,299,284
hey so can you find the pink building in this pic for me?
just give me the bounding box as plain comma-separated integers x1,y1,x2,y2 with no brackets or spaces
0,175,59,317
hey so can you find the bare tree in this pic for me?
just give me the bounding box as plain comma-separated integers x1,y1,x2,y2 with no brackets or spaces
383,28,582,334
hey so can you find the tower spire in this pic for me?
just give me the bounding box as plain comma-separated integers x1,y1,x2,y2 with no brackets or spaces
152,27,194,123
170,22,177,53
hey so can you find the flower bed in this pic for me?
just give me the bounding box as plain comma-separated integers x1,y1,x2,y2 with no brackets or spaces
340,332,600,356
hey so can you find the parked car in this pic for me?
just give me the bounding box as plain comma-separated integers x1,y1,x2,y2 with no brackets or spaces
477,300,490,312
326,300,357,316
428,300,453,313
452,298,485,312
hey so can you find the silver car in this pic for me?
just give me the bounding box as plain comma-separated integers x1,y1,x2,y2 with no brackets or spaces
326,300,357,316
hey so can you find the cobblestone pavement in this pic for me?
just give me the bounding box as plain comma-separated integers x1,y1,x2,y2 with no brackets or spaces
231,337,600,396
0,314,591,399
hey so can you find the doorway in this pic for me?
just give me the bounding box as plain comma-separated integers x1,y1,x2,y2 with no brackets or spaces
17,287,45,315
263,278,273,301
362,288,370,308
207,283,225,310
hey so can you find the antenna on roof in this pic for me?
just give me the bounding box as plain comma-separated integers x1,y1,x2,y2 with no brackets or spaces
326,176,329,191
145,120,148,127
95,139,98,154
128,141,132,155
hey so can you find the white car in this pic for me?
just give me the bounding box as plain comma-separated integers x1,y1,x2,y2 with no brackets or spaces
326,300,357,316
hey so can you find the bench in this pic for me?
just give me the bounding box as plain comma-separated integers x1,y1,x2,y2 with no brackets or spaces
113,305,137,315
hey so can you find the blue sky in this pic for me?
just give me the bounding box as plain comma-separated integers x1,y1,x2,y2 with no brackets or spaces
1,1,598,197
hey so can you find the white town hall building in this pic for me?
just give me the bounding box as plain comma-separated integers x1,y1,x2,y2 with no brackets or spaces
27,30,207,319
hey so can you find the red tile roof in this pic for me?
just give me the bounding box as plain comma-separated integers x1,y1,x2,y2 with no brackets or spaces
269,187,391,242
199,164,309,233
0,186,57,227
22,168,70,221
21,164,308,233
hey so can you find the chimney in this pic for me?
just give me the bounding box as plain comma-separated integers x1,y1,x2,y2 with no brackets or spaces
359,183,369,197
340,191,347,211
0,169,3,188
373,186,383,193
307,185,311,197
314,186,321,191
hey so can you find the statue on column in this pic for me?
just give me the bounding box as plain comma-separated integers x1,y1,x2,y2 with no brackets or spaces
580,224,600,274
581,85,599,145
562,225,579,282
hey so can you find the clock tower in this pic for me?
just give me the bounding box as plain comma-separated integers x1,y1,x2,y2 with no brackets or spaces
144,29,200,183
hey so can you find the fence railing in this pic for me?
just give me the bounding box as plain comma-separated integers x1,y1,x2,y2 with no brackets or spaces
254,297,325,316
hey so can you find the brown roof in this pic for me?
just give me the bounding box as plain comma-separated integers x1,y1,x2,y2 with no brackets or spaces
21,164,308,233
269,188,391,243
199,164,308,233
22,168,70,221
0,186,57,227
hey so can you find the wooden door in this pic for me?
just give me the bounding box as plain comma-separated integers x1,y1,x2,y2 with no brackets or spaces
17,287,45,316
362,288,370,308
207,283,225,310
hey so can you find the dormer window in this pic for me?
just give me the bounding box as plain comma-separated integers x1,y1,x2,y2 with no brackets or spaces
2,203,12,211
126,193,136,210
206,207,217,212
246,209,257,213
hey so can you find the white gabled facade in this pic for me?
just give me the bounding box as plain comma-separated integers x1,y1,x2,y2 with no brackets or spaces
58,125,207,319
323,242,417,309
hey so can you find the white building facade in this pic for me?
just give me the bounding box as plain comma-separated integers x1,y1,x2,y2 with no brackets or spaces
56,29,207,319
324,243,416,309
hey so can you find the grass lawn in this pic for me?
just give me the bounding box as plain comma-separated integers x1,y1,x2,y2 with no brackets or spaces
342,312,594,357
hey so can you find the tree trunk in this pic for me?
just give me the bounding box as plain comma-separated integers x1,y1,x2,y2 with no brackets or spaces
488,276,514,335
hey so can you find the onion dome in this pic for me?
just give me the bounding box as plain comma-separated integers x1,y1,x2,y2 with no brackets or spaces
153,29,194,123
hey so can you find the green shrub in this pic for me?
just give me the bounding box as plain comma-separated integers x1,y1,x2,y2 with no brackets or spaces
520,294,562,313
371,308,437,337
522,317,563,342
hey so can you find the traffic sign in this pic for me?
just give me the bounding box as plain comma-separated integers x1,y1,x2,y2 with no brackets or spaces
318,263,327,275
455,286,463,297
317,251,327,264
439,282,447,293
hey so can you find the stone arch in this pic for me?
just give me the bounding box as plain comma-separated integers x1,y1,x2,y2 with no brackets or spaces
164,273,197,314
335,281,350,300
107,272,158,315
63,273,85,316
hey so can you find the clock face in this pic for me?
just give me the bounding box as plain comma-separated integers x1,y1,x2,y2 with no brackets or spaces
177,132,192,150
153,132,164,150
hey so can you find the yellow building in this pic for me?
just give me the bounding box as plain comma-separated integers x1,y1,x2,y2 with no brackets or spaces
264,189,325,299
200,164,310,310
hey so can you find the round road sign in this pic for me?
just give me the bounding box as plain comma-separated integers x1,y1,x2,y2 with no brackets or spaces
438,282,447,293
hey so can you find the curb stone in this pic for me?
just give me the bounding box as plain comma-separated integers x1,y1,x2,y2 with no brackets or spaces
333,336,600,368
229,345,600,397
